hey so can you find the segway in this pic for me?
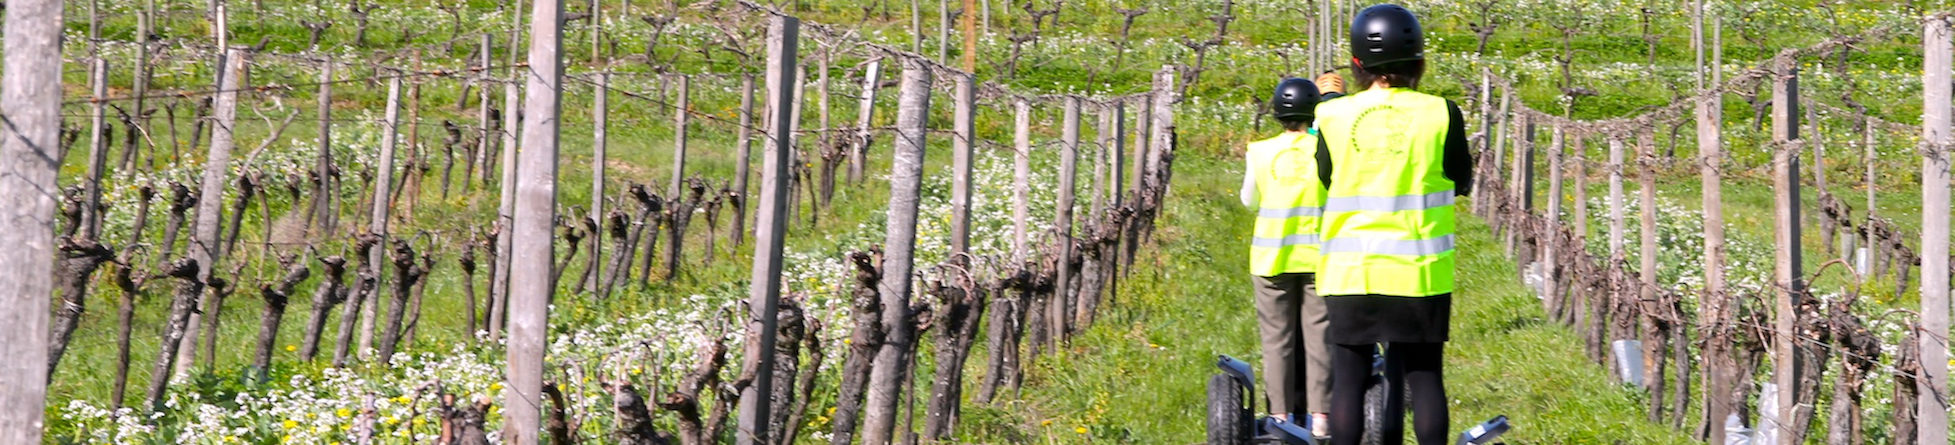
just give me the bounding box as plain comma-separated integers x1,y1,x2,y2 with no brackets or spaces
1206,352,1512,445
1207,355,1319,444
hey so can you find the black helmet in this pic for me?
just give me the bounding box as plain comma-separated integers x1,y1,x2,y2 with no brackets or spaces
1270,78,1320,122
1349,4,1424,69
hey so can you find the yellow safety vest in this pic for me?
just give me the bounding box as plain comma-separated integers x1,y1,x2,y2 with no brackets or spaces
1245,131,1328,276
1313,88,1457,297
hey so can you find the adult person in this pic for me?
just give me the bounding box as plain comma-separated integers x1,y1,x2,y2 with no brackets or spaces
1239,77,1332,437
1310,4,1472,445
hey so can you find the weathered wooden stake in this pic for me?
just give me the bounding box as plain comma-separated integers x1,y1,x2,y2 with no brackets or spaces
735,16,798,445
671,75,690,196
82,59,110,239
176,49,247,380
125,0,153,173
0,0,65,438
950,74,975,258
490,80,522,340
849,59,882,184
734,74,756,247
358,74,404,362
474,34,493,193
1146,66,1177,198
591,72,608,292
506,0,563,439
863,59,932,445
1917,15,1952,445
1504,113,1530,257
1013,99,1032,262
1637,130,1664,423
1607,136,1625,257
1768,60,1807,445
1052,96,1080,345
1133,95,1150,200
1697,44,1734,441
317,59,338,237
1542,125,1563,307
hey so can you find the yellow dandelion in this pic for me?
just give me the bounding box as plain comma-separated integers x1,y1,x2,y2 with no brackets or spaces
630,367,643,375
1075,427,1087,434
1041,419,1053,427
385,416,400,425
335,408,352,418
282,419,298,430
413,417,427,427
285,345,297,352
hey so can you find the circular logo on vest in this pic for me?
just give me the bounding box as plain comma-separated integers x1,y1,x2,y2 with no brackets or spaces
1351,105,1411,158
1269,147,1314,185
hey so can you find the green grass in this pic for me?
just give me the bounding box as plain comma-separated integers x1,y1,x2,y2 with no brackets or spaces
952,153,1692,443
46,0,1951,442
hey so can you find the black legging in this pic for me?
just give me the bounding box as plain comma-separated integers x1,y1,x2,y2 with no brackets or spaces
1329,342,1448,445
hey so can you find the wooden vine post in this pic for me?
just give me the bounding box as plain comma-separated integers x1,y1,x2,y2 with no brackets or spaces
1636,130,1663,423
949,74,975,259
505,0,563,438
490,76,523,340
473,34,493,194
735,15,798,445
1918,14,1952,445
1697,23,1733,439
1607,136,1625,258
591,72,608,288
1147,65,1176,199
1052,96,1080,345
1012,99,1032,262
359,74,405,361
733,74,756,247
82,59,110,239
671,75,690,196
317,59,338,236
1103,101,1126,300
848,59,881,184
863,58,932,445
1542,125,1563,311
1768,59,1808,444
1504,114,1532,258
176,49,247,380
0,0,64,439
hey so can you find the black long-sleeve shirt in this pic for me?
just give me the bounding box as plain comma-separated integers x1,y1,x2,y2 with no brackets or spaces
1314,99,1474,197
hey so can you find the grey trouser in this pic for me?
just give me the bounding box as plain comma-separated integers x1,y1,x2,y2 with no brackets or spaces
1253,272,1331,414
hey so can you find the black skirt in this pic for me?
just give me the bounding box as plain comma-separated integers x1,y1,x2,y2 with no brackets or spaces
1323,293,1452,344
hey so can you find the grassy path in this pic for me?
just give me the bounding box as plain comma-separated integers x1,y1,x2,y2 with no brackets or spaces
963,153,1697,443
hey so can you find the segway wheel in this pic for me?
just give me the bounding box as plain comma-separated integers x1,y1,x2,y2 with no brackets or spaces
1206,373,1251,444
1360,372,1401,445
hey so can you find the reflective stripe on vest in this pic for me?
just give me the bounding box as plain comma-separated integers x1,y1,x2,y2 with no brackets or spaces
1257,205,1325,219
1252,233,1322,248
1246,131,1328,276
1314,88,1457,297
1324,190,1453,213
1321,234,1455,256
